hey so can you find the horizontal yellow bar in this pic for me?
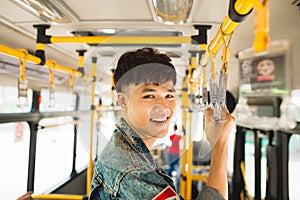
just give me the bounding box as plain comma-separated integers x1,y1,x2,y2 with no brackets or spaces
191,174,209,182
40,120,79,129
45,60,80,76
0,44,94,80
192,165,210,171
50,36,192,44
31,194,85,200
0,44,41,64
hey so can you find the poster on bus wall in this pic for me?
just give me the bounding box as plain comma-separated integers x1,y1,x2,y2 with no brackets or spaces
238,40,291,97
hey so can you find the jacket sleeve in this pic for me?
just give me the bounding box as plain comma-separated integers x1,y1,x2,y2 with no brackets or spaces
118,170,179,200
196,185,225,200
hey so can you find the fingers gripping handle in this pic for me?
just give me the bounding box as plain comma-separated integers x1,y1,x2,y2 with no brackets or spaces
210,69,228,121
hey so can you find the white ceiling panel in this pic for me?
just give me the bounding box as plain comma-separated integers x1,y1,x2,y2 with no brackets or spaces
64,0,153,21
0,0,299,95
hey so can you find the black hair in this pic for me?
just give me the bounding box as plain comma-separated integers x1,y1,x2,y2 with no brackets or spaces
174,124,177,130
114,47,176,92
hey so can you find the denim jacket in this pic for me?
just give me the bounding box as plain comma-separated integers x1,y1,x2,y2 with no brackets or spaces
90,118,224,200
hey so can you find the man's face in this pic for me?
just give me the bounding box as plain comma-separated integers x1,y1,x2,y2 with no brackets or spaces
257,59,275,76
120,80,177,139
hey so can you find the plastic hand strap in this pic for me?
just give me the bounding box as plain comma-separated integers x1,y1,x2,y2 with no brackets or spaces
195,77,201,104
202,85,209,106
189,69,197,95
69,74,74,89
210,54,217,81
49,67,55,88
220,27,233,73
18,49,28,81
213,69,228,121
191,79,202,111
209,78,218,108
202,67,207,87
221,47,230,73
218,69,228,105
209,69,228,121
47,63,56,108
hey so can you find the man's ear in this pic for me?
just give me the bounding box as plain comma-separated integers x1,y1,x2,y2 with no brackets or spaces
117,92,127,109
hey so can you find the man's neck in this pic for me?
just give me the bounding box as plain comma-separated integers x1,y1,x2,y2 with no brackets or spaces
122,114,156,150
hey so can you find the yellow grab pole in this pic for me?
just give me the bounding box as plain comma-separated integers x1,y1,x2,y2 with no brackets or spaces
111,69,116,106
0,44,90,78
240,161,253,200
180,70,189,198
45,60,82,77
50,36,191,44
209,16,239,54
200,0,254,66
234,0,255,15
186,112,193,199
31,194,86,200
0,44,41,64
86,57,97,195
200,16,239,66
179,122,187,198
253,0,270,52
76,49,87,76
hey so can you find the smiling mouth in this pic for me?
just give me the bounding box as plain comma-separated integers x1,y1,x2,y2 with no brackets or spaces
150,117,169,124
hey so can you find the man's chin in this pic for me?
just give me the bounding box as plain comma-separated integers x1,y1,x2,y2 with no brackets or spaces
154,129,169,138
139,130,168,139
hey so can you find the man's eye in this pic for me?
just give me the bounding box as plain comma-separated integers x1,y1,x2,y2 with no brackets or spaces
143,95,155,99
166,94,175,99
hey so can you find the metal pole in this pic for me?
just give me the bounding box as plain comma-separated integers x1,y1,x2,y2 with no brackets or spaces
86,57,97,195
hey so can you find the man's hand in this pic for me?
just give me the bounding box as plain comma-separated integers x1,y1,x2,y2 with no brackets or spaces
17,192,33,200
204,108,235,150
204,107,235,200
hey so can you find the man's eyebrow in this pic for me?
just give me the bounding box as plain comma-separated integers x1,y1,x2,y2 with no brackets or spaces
141,88,156,93
168,88,176,93
141,87,176,93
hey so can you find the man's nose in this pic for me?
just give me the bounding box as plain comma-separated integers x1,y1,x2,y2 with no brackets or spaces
152,104,171,116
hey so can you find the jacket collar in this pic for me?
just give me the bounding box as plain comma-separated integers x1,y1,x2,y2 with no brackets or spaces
116,118,155,164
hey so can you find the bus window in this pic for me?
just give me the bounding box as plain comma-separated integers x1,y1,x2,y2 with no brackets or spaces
244,131,267,199
0,122,30,199
75,111,115,171
40,89,76,112
34,116,74,193
0,85,32,113
76,113,95,171
77,93,91,111
289,134,300,200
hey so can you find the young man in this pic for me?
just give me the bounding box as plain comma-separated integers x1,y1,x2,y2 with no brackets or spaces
90,47,235,200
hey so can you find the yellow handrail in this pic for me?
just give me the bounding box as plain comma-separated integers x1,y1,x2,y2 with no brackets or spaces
0,44,40,63
31,194,86,200
39,120,80,129
86,57,97,195
0,44,92,80
50,36,192,44
200,0,255,66
240,161,253,200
